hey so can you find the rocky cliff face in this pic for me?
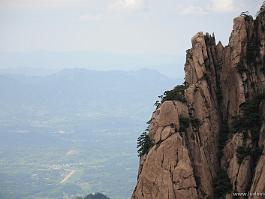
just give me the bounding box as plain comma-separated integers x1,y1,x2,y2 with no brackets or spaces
132,6,265,199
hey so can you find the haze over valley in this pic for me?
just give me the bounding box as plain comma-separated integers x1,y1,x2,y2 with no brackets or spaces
0,68,178,199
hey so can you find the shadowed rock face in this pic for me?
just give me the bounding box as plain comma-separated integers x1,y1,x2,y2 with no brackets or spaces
132,6,265,199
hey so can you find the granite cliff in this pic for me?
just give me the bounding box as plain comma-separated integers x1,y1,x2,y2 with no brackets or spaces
132,5,265,199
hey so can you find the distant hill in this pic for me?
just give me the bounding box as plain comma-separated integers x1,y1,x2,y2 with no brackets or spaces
0,68,177,105
0,51,183,78
0,68,180,128
84,193,110,199
75,193,110,199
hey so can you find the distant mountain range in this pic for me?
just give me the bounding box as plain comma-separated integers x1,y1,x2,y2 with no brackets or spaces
0,68,180,128
0,51,185,78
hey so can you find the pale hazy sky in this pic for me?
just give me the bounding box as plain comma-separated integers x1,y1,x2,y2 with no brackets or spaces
0,0,263,76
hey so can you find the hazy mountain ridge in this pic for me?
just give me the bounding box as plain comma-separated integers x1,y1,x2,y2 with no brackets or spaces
0,51,182,78
0,68,176,106
0,68,179,123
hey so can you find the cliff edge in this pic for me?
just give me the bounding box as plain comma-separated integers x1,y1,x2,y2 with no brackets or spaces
132,5,265,199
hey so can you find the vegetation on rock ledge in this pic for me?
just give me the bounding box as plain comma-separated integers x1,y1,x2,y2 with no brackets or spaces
232,94,264,136
232,93,265,164
213,168,232,199
137,130,154,157
161,84,186,103
217,121,230,159
236,146,251,164
179,116,190,132
190,118,201,129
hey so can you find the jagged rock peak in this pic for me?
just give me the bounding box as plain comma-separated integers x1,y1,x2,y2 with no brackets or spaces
132,5,265,199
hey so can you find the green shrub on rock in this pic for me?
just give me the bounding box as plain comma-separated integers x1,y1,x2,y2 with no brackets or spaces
137,131,154,157
236,146,251,164
161,84,186,103
213,169,232,199
190,118,202,129
179,116,190,132
231,95,264,135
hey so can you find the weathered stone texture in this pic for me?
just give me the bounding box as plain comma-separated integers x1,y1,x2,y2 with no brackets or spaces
132,8,265,199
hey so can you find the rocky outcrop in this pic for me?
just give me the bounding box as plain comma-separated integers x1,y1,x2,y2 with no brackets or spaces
132,5,265,199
